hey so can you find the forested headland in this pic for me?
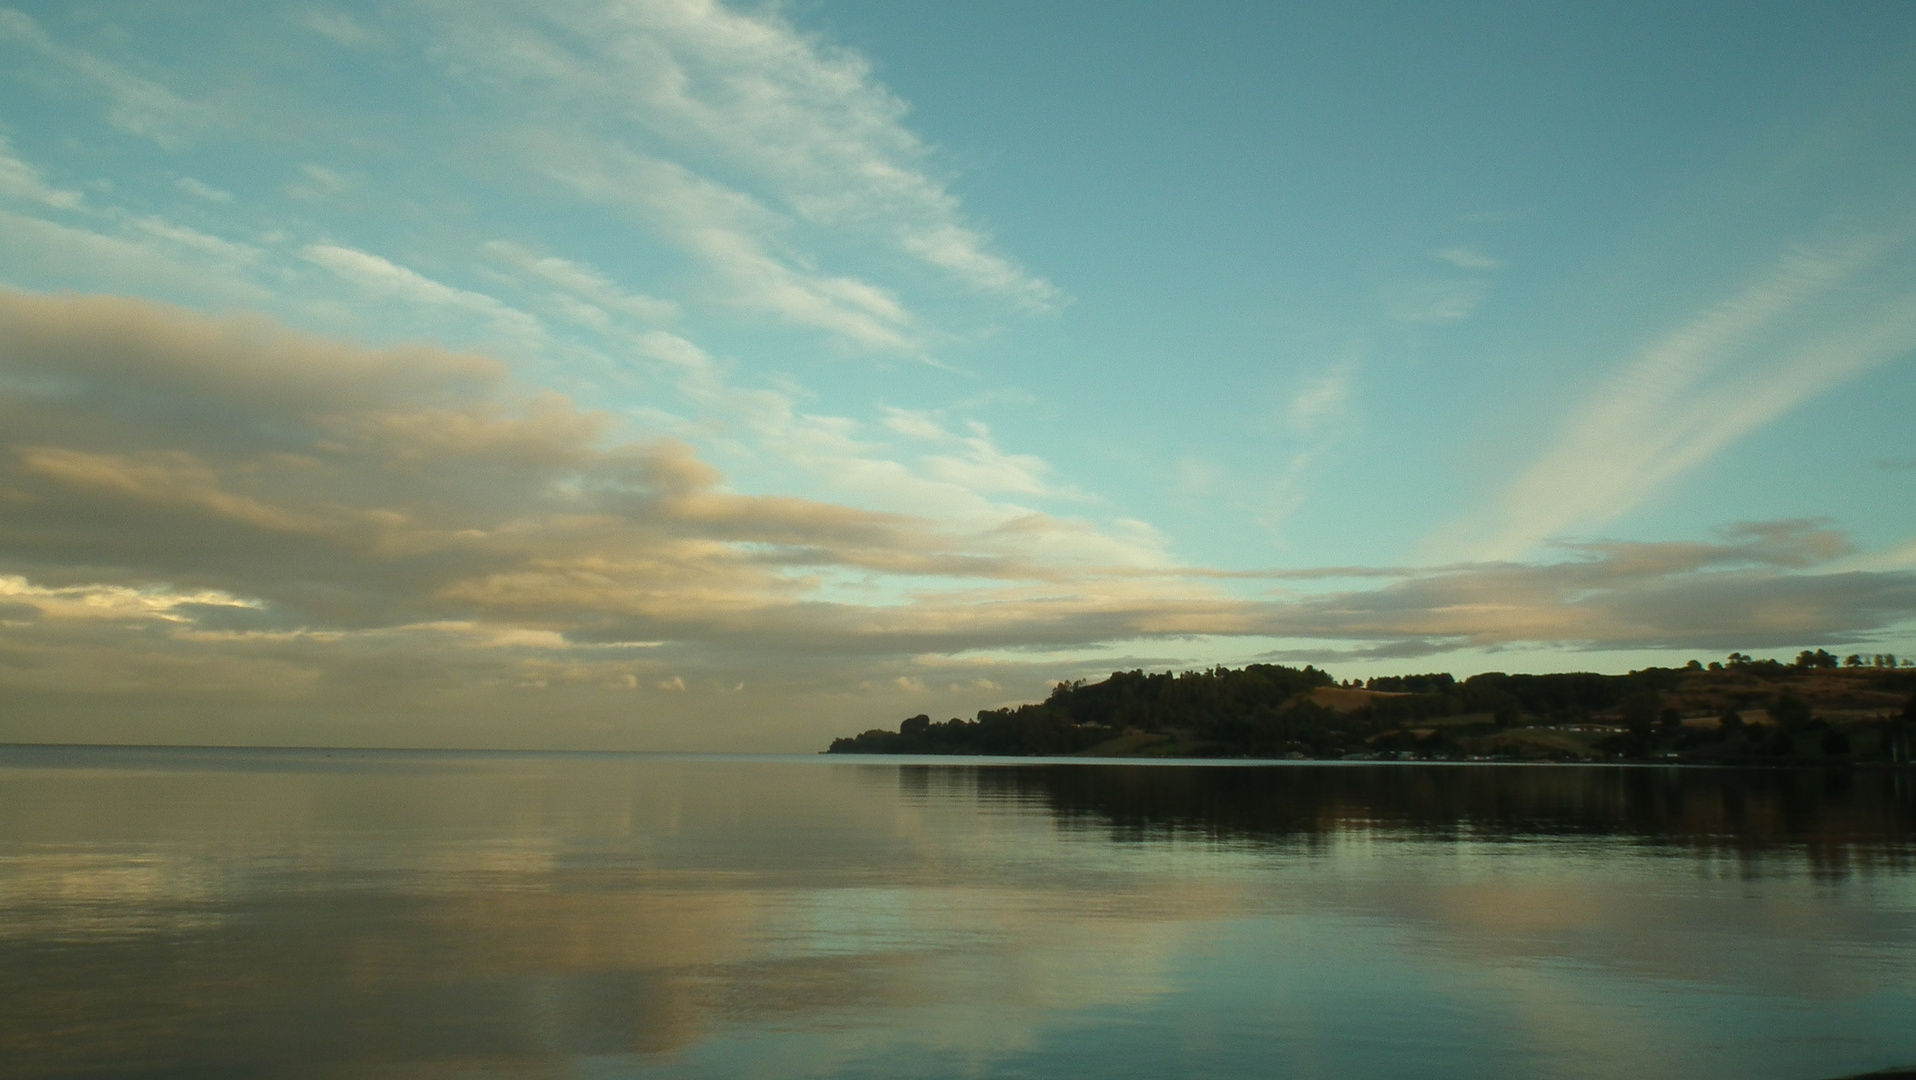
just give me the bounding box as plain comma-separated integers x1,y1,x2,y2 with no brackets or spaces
824,652,1916,765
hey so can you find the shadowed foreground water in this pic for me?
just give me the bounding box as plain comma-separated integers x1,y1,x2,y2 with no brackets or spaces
1,748,1912,1079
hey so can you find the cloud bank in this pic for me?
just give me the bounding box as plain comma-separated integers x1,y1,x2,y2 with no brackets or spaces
2,291,1912,747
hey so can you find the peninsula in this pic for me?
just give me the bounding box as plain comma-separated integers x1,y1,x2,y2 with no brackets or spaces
825,652,1916,765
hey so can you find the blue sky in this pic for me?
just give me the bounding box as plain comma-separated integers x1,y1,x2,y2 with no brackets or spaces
0,1,1912,748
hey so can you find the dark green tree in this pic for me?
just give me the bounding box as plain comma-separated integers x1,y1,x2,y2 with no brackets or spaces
1770,690,1813,731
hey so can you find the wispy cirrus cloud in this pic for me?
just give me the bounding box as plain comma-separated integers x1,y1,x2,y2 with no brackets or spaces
1259,346,1364,535
423,0,1058,346
1432,245,1503,271
481,0,1054,304
298,8,378,48
532,142,920,349
0,134,83,210
0,132,282,306
1387,277,1488,324
0,8,218,150
2,1,1054,354
302,243,545,342
0,208,272,307
481,241,679,325
1436,229,1916,561
173,176,233,204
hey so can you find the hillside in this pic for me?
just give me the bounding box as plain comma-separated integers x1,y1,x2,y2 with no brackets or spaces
824,656,1916,765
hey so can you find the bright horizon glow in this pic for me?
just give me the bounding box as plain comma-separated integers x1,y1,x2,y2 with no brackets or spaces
0,1,1913,749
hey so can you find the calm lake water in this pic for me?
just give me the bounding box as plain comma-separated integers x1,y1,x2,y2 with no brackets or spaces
2,748,1913,1080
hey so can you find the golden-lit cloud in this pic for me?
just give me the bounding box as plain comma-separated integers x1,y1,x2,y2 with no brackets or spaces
1,289,1913,748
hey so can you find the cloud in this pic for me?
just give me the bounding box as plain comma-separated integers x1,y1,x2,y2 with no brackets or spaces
0,291,1165,649
0,209,273,305
1432,245,1502,270
283,163,355,200
0,9,217,150
531,141,919,350
919,422,1060,498
0,2,1053,361
130,217,260,267
302,244,545,342
420,0,1057,345
0,137,576,361
482,241,679,324
0,138,281,309
1826,529,1916,574
1261,347,1363,533
880,408,948,441
173,176,233,203
1255,521,1909,657
0,575,257,624
531,0,1056,305
899,223,1059,312
1285,354,1359,436
618,330,1152,570
1387,278,1487,324
1172,457,1221,498
1437,231,1916,560
2,291,1910,748
0,135,85,210
300,9,377,47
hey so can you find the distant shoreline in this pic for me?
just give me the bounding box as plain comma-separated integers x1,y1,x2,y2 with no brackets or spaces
3,741,1911,771
826,660,1916,766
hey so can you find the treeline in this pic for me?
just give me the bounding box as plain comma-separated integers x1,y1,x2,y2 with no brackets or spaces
1362,669,1687,726
824,660,1916,760
826,664,1688,757
828,664,1334,756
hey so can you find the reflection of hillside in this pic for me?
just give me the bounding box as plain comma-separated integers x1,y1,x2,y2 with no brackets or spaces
5,752,1914,1077
938,764,1916,871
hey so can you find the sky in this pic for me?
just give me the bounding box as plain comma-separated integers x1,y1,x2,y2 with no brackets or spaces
0,0,1913,750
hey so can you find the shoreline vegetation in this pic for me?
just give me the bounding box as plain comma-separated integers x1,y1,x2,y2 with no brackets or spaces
825,652,1916,766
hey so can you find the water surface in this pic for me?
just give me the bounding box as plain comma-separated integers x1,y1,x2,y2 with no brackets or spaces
2,748,1912,1079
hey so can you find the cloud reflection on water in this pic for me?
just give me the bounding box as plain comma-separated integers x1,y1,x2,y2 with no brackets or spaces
0,752,1912,1079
